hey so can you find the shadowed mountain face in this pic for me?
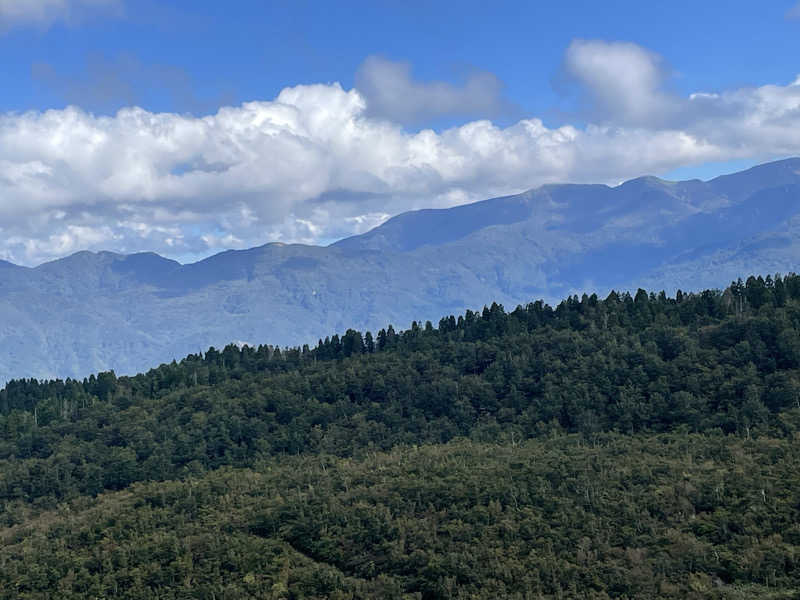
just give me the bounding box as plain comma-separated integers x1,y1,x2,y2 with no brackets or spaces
1,158,800,382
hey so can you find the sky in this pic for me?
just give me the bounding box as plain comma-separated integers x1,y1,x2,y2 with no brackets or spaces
1,0,800,266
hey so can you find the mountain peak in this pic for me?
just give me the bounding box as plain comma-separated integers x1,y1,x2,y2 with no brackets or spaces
332,191,535,253
617,175,670,188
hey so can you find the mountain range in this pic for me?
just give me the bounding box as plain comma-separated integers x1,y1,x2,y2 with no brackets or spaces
2,157,800,382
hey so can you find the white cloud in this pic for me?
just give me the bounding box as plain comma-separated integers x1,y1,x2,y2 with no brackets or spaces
0,0,121,29
562,39,678,126
355,56,510,124
787,2,800,19
1,41,800,266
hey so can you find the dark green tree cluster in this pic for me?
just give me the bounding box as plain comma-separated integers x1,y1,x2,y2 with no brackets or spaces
2,434,799,599
1,273,800,598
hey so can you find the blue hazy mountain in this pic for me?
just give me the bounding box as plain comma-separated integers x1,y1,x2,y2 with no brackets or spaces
1,158,799,382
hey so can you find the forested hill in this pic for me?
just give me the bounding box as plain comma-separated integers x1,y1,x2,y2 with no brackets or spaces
2,274,800,598
3,273,800,497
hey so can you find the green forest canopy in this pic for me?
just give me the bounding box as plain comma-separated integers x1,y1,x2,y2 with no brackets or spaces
2,273,800,599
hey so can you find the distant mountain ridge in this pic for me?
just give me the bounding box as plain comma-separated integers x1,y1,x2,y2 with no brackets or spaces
2,157,800,382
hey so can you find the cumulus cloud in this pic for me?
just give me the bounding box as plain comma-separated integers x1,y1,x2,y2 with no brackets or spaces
561,39,800,133
0,0,121,29
355,56,511,124
1,41,800,266
562,39,680,126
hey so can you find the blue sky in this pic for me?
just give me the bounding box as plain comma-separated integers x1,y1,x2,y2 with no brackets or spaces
5,1,800,126
1,0,800,264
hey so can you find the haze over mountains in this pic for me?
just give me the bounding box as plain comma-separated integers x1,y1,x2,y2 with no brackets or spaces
2,157,800,383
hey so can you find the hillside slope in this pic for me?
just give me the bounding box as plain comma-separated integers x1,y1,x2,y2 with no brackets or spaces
2,277,800,598
3,436,799,599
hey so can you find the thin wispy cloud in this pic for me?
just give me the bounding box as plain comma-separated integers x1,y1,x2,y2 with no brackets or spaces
32,53,233,115
355,56,513,125
0,0,122,30
787,2,800,19
1,40,800,265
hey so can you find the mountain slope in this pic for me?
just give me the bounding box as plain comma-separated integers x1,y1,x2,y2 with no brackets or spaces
1,158,800,381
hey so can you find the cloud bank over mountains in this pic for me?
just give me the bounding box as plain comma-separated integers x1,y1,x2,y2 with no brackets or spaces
1,40,800,265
